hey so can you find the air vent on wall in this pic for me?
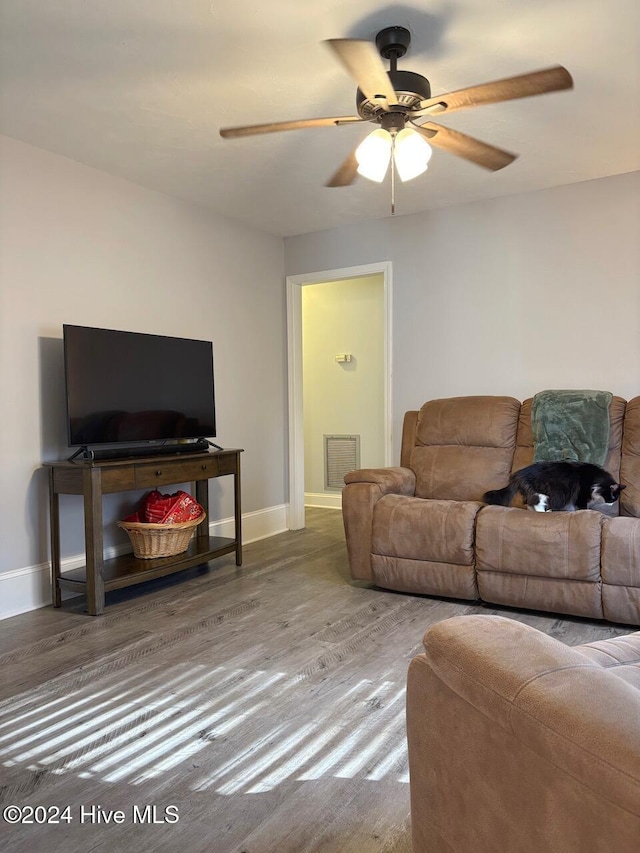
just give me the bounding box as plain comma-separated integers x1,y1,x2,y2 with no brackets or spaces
324,434,360,490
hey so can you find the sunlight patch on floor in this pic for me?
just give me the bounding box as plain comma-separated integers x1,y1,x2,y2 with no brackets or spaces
0,660,409,793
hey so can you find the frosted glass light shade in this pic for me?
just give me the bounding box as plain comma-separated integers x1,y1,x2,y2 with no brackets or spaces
355,129,392,182
394,128,432,182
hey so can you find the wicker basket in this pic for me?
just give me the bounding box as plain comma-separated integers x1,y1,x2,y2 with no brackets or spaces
117,512,206,559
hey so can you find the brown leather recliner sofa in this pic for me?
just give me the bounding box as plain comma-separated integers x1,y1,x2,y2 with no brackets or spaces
406,615,640,852
342,394,640,625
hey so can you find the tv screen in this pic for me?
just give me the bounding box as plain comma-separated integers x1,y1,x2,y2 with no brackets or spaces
63,325,216,447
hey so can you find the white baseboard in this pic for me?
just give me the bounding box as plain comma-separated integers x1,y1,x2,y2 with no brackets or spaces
304,491,342,510
0,504,289,621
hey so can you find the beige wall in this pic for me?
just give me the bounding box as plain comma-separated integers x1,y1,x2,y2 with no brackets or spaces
285,171,640,462
302,276,385,501
0,135,286,591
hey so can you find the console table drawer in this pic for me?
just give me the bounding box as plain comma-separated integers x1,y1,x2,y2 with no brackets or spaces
134,457,220,488
100,468,137,493
51,466,137,494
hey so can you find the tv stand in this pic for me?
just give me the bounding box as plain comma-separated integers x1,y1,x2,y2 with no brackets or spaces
45,448,243,615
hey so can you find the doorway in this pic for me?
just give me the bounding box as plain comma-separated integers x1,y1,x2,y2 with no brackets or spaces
286,262,392,529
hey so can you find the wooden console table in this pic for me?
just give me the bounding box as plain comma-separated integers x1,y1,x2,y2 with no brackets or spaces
45,449,243,615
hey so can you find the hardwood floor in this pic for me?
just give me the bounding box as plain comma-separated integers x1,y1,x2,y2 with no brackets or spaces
0,508,631,853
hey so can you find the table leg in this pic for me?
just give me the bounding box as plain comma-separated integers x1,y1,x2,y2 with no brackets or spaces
234,455,242,566
49,469,62,607
195,478,209,545
83,467,105,616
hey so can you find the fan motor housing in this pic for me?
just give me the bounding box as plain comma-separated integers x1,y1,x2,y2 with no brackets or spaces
376,26,412,60
356,70,431,119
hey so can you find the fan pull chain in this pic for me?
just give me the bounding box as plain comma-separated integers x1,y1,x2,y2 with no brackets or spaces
391,135,396,215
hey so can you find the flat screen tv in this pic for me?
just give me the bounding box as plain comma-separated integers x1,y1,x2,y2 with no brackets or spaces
63,325,216,456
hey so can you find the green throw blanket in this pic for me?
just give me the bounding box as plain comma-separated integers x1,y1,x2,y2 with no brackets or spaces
532,389,612,466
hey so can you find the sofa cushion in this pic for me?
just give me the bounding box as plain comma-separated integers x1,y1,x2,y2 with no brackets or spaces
370,494,481,600
601,517,640,625
576,633,640,689
602,517,640,587
372,494,481,565
411,396,520,501
476,505,604,581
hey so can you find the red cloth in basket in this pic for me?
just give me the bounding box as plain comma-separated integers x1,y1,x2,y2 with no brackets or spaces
142,489,203,524
122,490,203,525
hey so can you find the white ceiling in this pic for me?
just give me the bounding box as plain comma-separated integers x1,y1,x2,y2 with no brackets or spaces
1,1,639,237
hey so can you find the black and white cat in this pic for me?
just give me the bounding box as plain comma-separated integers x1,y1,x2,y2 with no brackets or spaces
483,461,625,512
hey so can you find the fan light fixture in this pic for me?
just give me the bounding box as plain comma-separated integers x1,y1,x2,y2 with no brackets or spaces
355,127,432,183
355,128,391,182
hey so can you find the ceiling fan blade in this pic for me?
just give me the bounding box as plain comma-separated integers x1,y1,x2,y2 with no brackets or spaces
414,66,573,116
325,39,398,110
412,121,517,171
325,150,359,187
220,115,364,138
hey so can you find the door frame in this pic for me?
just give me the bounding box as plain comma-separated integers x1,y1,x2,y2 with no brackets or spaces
286,261,393,529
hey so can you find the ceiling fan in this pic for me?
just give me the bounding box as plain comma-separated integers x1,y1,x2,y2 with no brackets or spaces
220,26,573,193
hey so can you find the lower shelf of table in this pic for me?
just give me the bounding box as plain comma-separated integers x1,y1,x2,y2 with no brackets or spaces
57,535,238,592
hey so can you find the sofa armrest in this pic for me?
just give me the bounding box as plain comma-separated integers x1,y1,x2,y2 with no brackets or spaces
342,467,416,582
407,615,640,853
344,466,416,495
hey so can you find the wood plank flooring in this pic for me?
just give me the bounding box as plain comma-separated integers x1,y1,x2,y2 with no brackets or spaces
0,508,631,853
